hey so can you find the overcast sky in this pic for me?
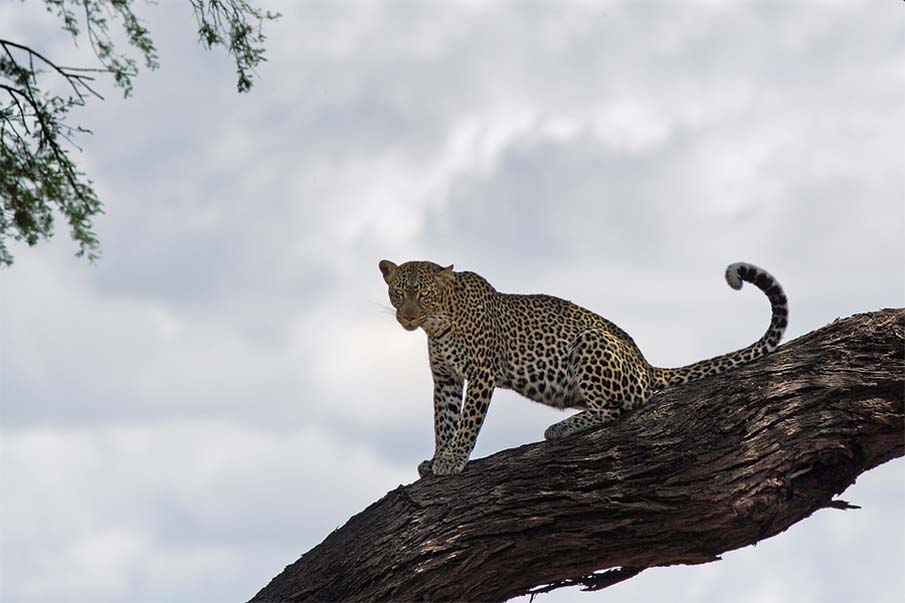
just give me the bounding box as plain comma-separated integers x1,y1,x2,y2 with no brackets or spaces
1,2,903,602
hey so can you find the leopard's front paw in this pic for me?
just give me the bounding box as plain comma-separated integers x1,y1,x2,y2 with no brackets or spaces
431,452,468,476
417,459,434,478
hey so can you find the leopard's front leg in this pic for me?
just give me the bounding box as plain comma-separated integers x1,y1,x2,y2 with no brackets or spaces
418,368,463,478
431,371,494,476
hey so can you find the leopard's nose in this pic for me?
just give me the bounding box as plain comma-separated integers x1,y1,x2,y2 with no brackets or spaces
397,308,419,327
398,316,420,331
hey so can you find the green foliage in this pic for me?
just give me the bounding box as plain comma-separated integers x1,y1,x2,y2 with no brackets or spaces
0,1,279,267
0,39,104,266
191,0,280,93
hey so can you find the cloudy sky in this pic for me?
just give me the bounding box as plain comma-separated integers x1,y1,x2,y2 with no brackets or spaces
1,1,903,602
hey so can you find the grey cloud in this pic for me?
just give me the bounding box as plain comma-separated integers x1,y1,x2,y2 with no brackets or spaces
417,135,682,275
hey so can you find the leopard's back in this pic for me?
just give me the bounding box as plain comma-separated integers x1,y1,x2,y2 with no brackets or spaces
490,291,651,409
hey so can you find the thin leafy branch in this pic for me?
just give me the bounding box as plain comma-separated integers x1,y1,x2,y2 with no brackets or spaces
1,37,103,265
1,1,279,267
189,0,280,92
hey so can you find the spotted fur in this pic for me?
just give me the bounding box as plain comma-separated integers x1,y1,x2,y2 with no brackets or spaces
379,259,788,476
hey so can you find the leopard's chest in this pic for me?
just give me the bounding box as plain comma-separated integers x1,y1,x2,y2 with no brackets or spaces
427,333,469,379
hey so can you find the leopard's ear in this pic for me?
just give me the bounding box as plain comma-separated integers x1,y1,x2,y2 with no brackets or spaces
436,264,455,286
379,260,398,283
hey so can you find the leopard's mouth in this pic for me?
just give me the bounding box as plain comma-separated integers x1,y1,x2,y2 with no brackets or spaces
398,317,423,331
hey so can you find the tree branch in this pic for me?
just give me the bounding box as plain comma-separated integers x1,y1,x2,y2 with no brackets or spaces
251,309,904,603
0,39,104,102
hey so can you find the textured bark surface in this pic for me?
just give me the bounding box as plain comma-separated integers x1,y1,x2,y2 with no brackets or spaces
252,309,904,603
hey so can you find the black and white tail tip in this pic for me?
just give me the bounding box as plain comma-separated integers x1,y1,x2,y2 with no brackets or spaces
725,262,788,351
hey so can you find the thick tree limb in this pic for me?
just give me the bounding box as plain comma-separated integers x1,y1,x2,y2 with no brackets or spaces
252,309,904,603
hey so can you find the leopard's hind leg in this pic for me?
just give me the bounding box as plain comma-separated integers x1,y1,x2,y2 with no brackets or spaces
544,329,652,440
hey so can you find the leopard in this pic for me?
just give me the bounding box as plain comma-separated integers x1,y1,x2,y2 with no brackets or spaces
379,259,788,477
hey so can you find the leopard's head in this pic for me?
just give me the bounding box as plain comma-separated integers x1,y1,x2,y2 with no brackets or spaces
379,260,455,332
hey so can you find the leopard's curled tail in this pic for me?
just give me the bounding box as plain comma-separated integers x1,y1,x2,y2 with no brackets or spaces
652,262,788,388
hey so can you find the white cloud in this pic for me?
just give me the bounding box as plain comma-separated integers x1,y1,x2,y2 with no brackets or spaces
0,422,411,602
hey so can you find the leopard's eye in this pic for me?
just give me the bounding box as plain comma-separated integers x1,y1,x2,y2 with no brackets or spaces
419,288,433,301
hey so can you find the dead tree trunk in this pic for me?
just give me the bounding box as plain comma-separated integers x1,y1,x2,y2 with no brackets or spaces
251,309,904,603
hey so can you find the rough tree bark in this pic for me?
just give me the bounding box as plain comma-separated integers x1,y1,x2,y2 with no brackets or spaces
252,309,904,603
